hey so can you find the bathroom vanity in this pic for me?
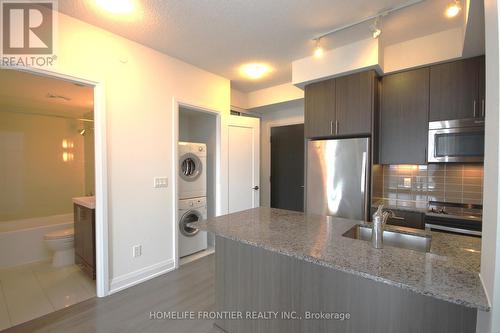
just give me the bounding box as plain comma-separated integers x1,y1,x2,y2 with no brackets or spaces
73,196,96,280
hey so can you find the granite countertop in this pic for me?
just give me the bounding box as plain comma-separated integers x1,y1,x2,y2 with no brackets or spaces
193,207,489,311
72,196,96,209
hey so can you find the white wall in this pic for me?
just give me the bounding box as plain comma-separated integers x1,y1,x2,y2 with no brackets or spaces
258,100,304,207
28,13,230,292
291,27,481,88
246,83,304,109
292,38,382,87
383,28,464,73
230,88,248,110
477,0,500,331
0,111,86,221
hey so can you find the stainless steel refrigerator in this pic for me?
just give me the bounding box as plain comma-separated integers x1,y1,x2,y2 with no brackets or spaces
306,137,370,221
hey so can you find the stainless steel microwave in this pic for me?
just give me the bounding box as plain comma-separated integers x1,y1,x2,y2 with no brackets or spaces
428,119,485,163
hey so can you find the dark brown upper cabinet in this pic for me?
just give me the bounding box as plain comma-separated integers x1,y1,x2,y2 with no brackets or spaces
304,70,378,138
304,79,335,138
335,71,377,136
429,56,485,121
380,68,430,165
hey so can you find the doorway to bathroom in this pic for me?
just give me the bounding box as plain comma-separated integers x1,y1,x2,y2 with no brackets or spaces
0,69,97,329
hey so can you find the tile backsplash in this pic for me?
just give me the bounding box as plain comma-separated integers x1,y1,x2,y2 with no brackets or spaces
372,164,484,209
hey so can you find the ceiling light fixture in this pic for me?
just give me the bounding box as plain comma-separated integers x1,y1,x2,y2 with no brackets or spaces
445,0,461,18
95,0,135,14
239,63,272,80
370,17,382,39
311,0,424,57
313,38,324,58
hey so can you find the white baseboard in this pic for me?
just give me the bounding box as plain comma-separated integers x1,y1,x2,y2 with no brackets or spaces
109,258,175,294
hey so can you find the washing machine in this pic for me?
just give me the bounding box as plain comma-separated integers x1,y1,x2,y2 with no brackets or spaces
178,197,208,257
178,142,207,199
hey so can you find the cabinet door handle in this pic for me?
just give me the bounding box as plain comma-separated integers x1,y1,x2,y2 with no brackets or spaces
330,120,333,135
335,120,339,135
473,100,477,117
482,99,485,117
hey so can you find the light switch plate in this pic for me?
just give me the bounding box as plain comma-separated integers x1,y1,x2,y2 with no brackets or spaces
154,177,168,188
403,177,412,188
132,244,142,258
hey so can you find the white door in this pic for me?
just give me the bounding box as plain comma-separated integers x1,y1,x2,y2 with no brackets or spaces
228,115,260,213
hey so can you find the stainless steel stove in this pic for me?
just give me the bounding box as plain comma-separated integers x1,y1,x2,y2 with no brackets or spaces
425,201,482,236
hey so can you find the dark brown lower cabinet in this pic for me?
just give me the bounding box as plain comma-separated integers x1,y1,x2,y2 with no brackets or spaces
74,204,96,279
370,207,425,229
387,209,425,229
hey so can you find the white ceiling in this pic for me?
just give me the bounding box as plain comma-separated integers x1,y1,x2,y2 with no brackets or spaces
0,69,94,118
57,0,464,92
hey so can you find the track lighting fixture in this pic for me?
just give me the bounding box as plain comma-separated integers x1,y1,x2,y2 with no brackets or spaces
314,39,324,58
445,0,461,18
370,17,382,39
310,0,425,59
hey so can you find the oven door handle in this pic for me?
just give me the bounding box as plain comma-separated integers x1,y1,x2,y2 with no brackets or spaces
425,223,482,236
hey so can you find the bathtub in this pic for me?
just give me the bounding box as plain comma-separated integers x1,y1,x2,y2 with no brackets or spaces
0,213,74,268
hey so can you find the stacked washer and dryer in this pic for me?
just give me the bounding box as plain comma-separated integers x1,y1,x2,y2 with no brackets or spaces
178,142,208,258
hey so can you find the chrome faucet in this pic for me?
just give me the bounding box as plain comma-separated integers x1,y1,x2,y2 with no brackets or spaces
372,205,392,249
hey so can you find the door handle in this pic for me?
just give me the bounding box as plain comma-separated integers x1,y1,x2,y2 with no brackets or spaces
482,99,485,117
252,186,259,190
335,120,339,135
473,100,477,117
330,121,333,135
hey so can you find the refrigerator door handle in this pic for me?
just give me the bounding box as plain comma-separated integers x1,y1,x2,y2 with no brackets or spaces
361,152,367,193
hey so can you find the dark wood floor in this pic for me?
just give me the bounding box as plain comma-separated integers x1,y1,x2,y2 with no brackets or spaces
3,255,219,333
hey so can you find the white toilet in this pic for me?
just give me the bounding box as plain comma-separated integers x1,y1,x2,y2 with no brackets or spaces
44,228,75,267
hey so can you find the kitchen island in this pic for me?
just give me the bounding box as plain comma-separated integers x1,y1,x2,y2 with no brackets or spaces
193,207,488,333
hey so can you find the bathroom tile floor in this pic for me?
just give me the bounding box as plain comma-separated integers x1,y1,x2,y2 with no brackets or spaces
0,261,95,330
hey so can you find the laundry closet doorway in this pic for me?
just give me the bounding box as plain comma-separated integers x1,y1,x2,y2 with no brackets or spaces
177,106,219,265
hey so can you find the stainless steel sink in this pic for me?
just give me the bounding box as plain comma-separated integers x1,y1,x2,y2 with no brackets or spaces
342,224,432,253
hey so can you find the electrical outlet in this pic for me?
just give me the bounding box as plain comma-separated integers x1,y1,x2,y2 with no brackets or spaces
132,245,142,258
154,177,168,188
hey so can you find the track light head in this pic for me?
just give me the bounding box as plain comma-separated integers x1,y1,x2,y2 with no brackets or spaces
313,38,324,58
445,0,461,18
314,39,324,58
370,17,382,39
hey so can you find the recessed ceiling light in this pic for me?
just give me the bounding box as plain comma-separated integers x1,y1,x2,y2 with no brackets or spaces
445,0,461,18
95,0,135,14
239,63,272,80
